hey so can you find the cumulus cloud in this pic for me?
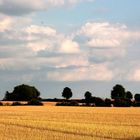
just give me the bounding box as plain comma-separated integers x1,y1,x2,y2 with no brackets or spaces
0,0,45,16
78,22,129,48
1,19,140,82
47,64,113,81
74,22,140,65
23,25,81,54
0,16,13,31
0,0,94,16
25,25,56,35
129,69,140,81
87,38,120,48
59,39,80,54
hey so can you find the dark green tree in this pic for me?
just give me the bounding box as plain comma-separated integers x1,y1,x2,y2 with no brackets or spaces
4,84,40,101
27,99,43,106
62,87,72,100
94,97,105,107
84,91,92,106
113,98,132,107
126,91,133,99
111,84,125,99
134,94,140,102
105,98,112,107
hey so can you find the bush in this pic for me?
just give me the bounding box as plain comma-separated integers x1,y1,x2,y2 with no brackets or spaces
56,101,79,106
105,98,112,107
56,102,63,106
113,98,132,107
133,101,140,107
0,102,3,106
69,101,79,106
11,102,22,106
94,97,105,107
27,99,43,106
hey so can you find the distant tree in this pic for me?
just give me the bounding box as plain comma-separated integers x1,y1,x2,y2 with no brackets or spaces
126,91,133,99
11,101,22,106
113,98,132,107
134,94,140,102
56,100,79,106
27,99,43,106
84,91,92,106
0,102,3,106
94,97,105,107
4,84,40,101
62,87,72,100
105,98,112,107
111,84,125,99
4,91,11,101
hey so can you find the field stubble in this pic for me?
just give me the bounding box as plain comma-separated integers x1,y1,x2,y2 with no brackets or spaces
0,105,139,140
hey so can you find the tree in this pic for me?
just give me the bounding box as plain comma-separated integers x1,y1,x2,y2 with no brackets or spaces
94,97,105,107
84,91,92,106
27,99,43,106
4,91,11,100
4,84,41,101
126,91,133,99
62,87,72,100
111,84,125,99
113,98,132,107
134,94,140,102
105,98,112,107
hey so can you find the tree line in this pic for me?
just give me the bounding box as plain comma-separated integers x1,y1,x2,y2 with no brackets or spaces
2,84,140,107
58,84,140,107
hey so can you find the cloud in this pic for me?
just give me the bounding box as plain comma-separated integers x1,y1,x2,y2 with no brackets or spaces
1,19,140,82
24,25,80,54
87,38,120,48
74,22,140,65
78,22,129,48
0,16,13,31
47,64,113,81
25,25,56,35
0,0,94,16
0,0,45,16
129,69,140,81
25,25,57,52
59,39,80,54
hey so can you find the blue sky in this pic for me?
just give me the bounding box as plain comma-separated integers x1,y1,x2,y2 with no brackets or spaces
0,0,140,99
35,0,140,28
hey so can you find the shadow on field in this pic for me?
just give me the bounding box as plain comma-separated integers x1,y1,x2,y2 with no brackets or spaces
135,138,140,140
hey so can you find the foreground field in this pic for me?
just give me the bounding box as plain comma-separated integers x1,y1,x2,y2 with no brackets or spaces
0,106,139,140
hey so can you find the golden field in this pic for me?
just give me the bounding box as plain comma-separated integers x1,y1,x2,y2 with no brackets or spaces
0,105,139,140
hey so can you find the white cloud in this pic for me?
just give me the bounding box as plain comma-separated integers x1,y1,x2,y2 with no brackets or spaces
129,69,140,81
0,16,13,31
1,19,140,82
0,14,32,32
126,62,140,81
24,25,57,52
88,38,120,48
79,22,128,48
48,64,113,81
59,39,80,54
25,25,56,36
0,0,45,15
74,21,140,65
0,0,94,16
23,25,81,54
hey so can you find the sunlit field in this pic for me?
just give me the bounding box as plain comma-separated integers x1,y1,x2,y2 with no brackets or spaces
0,105,140,140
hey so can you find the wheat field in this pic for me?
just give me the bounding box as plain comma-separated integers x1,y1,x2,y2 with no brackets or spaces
0,105,139,140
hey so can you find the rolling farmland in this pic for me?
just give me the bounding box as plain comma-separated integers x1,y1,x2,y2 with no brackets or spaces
0,105,139,140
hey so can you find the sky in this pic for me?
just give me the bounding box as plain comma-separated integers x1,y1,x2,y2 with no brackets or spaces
0,0,140,99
